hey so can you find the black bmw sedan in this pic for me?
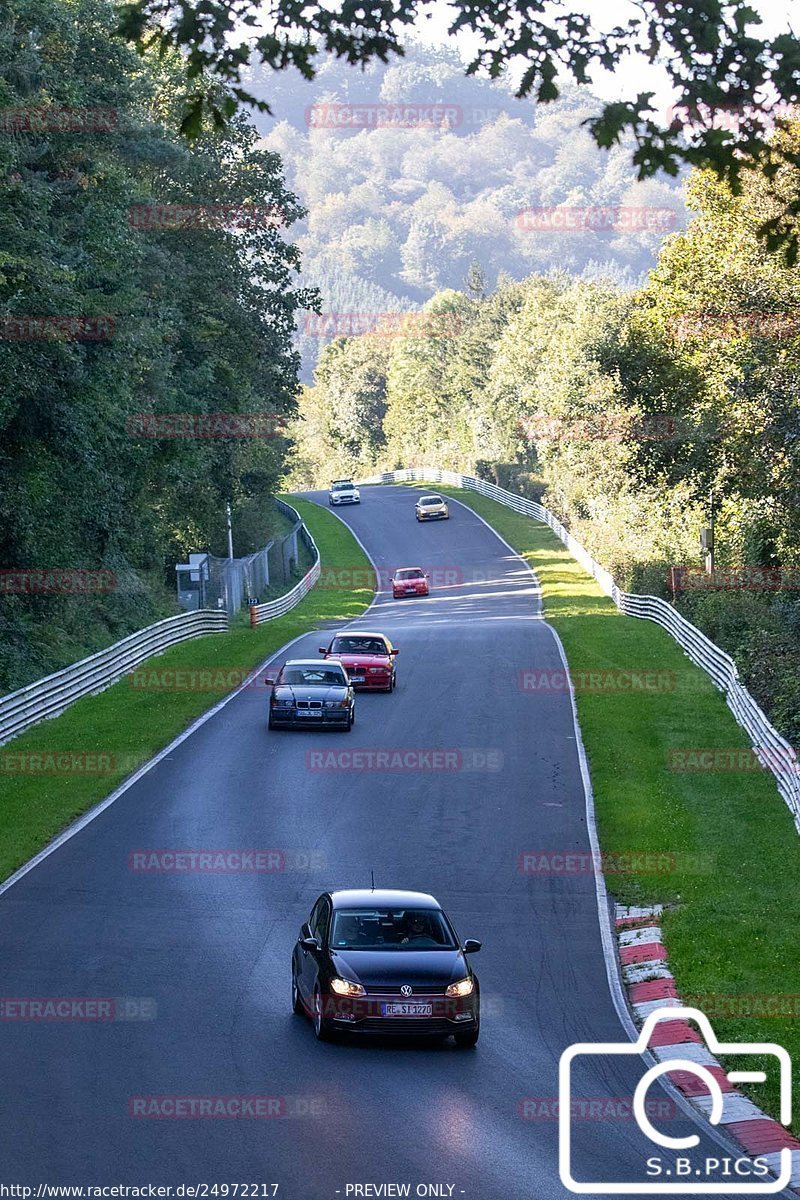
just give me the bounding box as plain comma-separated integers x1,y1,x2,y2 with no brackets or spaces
291,889,481,1045
266,659,355,730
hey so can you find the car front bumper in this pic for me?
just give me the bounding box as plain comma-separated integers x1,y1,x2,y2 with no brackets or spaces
347,675,392,690
416,510,448,519
270,708,350,727
330,496,360,504
393,587,428,598
325,993,479,1036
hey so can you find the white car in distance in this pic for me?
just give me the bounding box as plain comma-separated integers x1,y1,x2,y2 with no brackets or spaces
328,479,361,506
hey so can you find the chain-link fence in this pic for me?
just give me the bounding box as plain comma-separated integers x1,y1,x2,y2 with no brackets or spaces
175,504,303,617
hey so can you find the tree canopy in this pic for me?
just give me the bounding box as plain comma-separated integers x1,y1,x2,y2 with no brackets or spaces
117,0,800,255
0,0,311,689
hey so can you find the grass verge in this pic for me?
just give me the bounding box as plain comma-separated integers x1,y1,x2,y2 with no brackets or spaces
0,498,371,884
430,483,800,1126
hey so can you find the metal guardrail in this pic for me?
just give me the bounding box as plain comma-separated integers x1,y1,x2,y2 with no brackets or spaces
358,467,800,830
249,500,321,626
0,609,228,748
0,501,323,744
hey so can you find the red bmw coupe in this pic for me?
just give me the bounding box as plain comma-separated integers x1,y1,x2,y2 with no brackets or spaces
391,567,430,599
320,630,399,692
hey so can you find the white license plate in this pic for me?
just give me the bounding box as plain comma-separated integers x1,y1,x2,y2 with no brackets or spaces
350,675,365,683
382,1002,433,1017
296,709,322,717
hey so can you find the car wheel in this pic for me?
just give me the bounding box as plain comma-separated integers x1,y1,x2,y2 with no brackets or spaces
313,986,333,1041
454,1026,479,1048
268,713,276,730
291,970,303,1015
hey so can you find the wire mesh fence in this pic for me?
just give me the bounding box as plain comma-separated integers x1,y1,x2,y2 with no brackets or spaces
175,503,303,617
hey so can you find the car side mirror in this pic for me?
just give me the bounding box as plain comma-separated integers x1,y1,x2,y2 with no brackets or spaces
462,939,482,954
425,573,430,579
318,647,327,655
390,648,399,656
301,936,320,953
265,672,277,685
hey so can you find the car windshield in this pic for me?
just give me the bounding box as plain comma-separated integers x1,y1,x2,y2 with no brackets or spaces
330,908,457,951
331,482,352,490
279,667,346,686
395,570,423,580
420,497,442,505
331,637,387,655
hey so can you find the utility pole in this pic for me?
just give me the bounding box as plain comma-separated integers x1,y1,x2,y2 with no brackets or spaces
226,502,234,561
701,489,716,575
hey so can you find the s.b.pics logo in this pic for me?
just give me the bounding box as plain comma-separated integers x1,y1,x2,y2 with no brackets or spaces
559,1007,792,1193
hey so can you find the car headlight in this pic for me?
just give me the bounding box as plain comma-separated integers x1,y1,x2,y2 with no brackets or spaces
445,977,474,998
330,977,365,997
271,696,292,706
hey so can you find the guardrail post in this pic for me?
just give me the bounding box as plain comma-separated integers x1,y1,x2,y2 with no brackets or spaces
249,604,258,628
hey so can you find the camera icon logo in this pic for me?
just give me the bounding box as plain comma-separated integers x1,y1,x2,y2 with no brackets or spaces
559,1006,792,1194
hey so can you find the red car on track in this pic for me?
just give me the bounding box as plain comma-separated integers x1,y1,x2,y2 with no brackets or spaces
320,630,399,692
392,567,430,599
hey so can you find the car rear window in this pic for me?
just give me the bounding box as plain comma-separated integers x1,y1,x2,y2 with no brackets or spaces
279,667,346,686
331,908,456,950
331,637,387,655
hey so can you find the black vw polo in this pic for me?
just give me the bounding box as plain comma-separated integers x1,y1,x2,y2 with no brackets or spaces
291,888,481,1045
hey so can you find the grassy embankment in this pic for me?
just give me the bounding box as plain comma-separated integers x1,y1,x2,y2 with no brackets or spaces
0,499,371,882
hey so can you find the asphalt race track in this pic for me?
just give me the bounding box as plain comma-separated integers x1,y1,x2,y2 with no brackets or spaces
0,485,770,1199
